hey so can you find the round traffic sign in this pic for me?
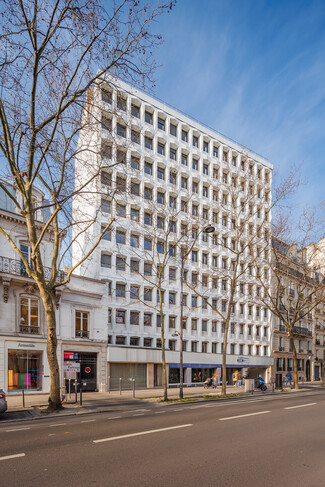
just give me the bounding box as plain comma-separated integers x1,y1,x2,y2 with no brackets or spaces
85,366,91,374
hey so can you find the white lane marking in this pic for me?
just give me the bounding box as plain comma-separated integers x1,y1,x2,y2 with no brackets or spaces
284,403,317,410
81,419,96,423
49,423,66,427
219,411,270,421
0,453,25,461
154,411,166,414
93,424,193,443
6,427,30,433
133,414,144,416
107,416,122,420
135,409,150,412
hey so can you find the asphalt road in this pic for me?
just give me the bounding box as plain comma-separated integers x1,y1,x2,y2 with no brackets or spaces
1,390,325,487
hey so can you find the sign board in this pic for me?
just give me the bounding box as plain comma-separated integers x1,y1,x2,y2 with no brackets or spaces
64,352,78,360
64,362,80,373
237,356,250,365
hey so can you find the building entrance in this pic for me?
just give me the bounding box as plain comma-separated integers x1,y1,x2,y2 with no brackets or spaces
64,352,97,392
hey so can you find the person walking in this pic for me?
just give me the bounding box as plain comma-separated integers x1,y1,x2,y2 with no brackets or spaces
286,371,292,386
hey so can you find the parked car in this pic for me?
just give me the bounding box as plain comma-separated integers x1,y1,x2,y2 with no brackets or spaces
0,389,7,414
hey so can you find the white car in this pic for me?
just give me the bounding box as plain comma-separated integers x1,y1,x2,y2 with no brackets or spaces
0,390,7,414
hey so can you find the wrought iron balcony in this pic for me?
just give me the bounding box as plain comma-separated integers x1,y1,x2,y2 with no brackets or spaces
0,256,65,282
279,323,312,337
20,325,40,335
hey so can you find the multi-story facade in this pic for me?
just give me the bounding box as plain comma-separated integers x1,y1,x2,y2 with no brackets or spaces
73,76,274,388
271,240,314,384
0,186,108,393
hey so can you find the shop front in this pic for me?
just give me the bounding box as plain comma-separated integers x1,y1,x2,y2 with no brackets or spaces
8,349,43,391
64,351,98,392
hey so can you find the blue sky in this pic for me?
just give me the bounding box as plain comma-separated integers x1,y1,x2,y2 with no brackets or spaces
146,0,325,214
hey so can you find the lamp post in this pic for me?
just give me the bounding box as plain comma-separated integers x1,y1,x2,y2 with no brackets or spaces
173,224,216,400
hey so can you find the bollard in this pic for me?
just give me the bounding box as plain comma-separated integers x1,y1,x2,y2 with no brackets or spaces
22,389,25,408
119,377,122,395
80,384,82,406
133,379,135,398
75,379,78,403
69,379,71,400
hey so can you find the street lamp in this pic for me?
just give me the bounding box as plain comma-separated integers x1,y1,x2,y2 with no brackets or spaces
204,225,216,234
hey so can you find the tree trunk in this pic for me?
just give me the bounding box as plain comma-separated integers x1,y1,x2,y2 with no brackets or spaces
222,318,230,396
159,289,168,401
290,335,299,390
39,286,62,410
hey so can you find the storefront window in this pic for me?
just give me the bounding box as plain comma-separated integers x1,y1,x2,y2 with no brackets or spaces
191,368,210,382
20,297,39,333
8,350,43,390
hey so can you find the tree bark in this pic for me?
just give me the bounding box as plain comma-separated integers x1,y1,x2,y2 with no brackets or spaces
290,335,299,390
39,286,62,410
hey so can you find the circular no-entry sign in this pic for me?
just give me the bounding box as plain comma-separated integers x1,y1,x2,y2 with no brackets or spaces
85,366,91,374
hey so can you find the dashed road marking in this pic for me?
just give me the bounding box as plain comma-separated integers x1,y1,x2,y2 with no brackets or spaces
93,424,193,443
219,411,270,421
284,403,317,410
0,453,25,461
6,427,30,433
107,416,122,420
81,419,96,423
49,423,66,427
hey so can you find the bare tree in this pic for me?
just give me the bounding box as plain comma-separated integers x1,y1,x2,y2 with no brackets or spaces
183,158,300,395
0,0,175,410
256,208,325,389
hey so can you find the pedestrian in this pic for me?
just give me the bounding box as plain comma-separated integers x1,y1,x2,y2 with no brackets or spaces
232,370,239,386
212,372,218,387
286,371,292,386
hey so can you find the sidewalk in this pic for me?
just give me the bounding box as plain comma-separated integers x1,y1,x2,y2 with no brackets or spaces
3,382,323,422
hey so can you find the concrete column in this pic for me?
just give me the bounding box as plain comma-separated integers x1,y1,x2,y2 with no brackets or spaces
147,363,154,388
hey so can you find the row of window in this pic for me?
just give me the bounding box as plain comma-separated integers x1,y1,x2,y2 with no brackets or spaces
108,334,269,355
101,162,271,205
101,88,270,182
108,307,270,330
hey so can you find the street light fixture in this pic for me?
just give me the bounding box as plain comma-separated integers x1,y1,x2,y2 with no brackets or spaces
204,225,216,234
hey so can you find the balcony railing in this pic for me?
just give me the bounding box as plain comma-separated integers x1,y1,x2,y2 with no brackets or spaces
20,325,40,334
279,323,312,337
0,256,65,282
75,330,89,338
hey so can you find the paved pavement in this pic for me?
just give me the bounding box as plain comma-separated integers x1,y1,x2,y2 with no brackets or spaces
2,382,323,422
0,388,325,486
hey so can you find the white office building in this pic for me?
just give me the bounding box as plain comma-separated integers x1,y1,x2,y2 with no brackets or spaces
72,76,274,388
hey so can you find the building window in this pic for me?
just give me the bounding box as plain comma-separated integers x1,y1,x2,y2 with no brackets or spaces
144,338,152,348
145,111,153,124
170,123,177,137
182,130,188,142
116,256,126,271
131,156,140,170
157,167,165,180
157,142,165,155
191,341,198,352
158,117,165,130
116,230,126,244
101,253,111,268
145,137,152,150
193,136,199,148
116,336,126,345
130,234,139,248
130,311,139,325
20,297,39,334
116,283,125,298
144,162,153,175
130,337,140,346
75,310,89,338
144,313,152,326
144,288,152,301
116,309,126,324
144,237,152,251
101,198,111,214
130,286,139,299
169,292,176,305
169,340,176,351
192,318,197,331
131,104,140,118
116,123,126,138
8,350,43,391
101,226,111,241
169,316,176,329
